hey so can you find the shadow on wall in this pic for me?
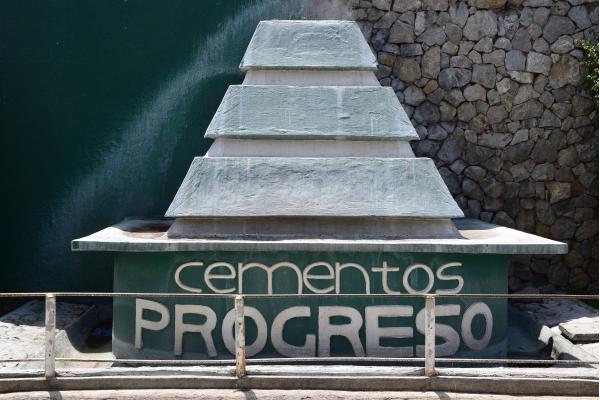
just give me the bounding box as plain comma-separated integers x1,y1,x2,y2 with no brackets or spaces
0,0,353,293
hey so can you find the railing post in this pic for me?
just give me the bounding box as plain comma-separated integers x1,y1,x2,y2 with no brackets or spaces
424,295,436,377
44,294,56,379
234,295,246,378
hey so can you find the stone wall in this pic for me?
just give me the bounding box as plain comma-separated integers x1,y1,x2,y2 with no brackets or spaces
349,0,599,293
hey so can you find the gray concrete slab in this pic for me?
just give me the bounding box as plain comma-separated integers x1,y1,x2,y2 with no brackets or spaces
551,334,598,366
579,343,599,361
512,300,598,366
165,157,462,218
559,318,599,343
205,85,418,141
239,20,377,71
71,218,568,254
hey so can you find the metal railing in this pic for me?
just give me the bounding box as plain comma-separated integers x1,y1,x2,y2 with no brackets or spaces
0,292,597,379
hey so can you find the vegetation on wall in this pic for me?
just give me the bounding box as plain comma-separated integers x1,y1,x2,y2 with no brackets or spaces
351,0,599,293
577,39,599,112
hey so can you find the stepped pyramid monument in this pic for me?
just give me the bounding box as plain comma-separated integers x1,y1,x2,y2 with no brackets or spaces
74,20,566,360
166,20,463,240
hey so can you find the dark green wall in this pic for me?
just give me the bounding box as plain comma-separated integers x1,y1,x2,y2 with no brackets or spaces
0,0,307,292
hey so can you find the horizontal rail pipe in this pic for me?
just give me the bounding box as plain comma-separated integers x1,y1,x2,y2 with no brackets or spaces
0,357,596,365
0,292,597,299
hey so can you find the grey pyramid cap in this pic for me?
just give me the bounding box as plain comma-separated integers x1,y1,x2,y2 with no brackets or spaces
205,85,419,141
240,20,377,71
165,157,464,219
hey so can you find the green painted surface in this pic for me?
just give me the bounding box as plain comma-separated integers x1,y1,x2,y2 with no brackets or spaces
240,20,377,71
205,85,419,141
113,251,507,359
166,157,464,218
0,0,307,292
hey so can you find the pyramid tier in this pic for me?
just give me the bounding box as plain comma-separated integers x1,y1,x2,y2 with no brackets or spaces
205,85,419,141
165,157,464,219
240,20,377,71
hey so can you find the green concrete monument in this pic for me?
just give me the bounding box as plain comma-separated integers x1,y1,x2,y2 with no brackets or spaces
73,20,567,361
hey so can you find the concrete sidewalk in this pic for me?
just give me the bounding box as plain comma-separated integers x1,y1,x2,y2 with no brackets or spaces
0,389,597,400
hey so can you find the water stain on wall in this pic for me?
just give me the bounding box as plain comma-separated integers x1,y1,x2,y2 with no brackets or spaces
1,0,357,291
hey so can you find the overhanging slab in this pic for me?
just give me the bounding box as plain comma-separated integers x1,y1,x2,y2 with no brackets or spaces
205,85,418,141
239,20,377,71
165,157,463,218
71,218,568,254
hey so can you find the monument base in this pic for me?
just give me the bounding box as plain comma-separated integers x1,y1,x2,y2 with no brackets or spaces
73,218,565,361
113,250,507,360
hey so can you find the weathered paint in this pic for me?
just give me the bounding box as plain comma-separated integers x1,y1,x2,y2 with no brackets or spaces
165,157,464,218
112,251,508,360
205,85,418,141
240,20,377,71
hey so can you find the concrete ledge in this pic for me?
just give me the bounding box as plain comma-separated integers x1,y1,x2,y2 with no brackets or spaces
72,218,567,254
559,318,599,343
552,334,599,367
239,20,377,71
0,366,597,396
2,365,597,380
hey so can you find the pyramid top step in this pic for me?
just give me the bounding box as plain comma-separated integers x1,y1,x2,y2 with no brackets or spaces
240,20,377,71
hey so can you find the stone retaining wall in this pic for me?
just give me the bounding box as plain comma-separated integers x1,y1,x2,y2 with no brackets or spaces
348,0,599,293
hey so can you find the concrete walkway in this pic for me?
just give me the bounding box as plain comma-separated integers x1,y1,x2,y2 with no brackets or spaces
0,389,597,400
